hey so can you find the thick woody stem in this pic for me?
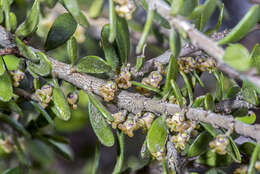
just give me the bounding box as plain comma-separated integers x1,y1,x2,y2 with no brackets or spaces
0,21,260,142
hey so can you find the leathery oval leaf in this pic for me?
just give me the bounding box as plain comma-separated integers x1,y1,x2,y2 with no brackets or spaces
0,71,13,102
0,56,5,75
52,87,71,121
88,0,104,19
15,37,39,62
3,55,21,71
218,5,260,45
87,92,114,122
15,0,40,38
116,17,130,65
9,12,17,32
187,131,213,157
62,0,89,27
147,116,167,155
27,51,52,77
76,56,112,74
223,44,251,71
45,13,77,51
101,24,119,71
236,113,256,125
250,44,260,73
67,36,77,65
88,101,115,147
204,93,214,111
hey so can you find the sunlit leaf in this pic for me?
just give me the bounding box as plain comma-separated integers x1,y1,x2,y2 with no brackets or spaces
88,0,104,19
3,55,20,71
88,101,115,147
147,116,167,155
218,5,260,45
15,0,40,37
76,56,112,74
0,71,13,102
67,36,78,65
236,113,256,125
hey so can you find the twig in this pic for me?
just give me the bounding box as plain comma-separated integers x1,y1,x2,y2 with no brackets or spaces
0,24,260,142
150,0,260,88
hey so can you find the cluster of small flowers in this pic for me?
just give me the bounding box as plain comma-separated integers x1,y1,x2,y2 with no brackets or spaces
112,111,155,137
35,85,53,108
0,135,25,154
36,85,78,109
209,134,229,155
10,69,25,87
114,0,135,20
178,56,217,74
99,81,118,102
166,112,198,151
136,71,163,96
115,64,132,89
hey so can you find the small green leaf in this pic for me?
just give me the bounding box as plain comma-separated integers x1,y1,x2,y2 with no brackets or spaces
88,0,104,19
218,5,260,45
0,56,5,75
223,44,251,71
112,130,124,174
3,0,10,31
163,55,178,95
109,0,116,43
0,71,13,102
9,12,17,32
197,150,233,167
15,0,40,37
116,16,130,65
15,36,39,62
239,142,256,156
171,80,184,107
200,123,217,138
204,93,214,111
76,56,112,74
67,36,77,65
38,137,73,160
91,143,101,174
31,101,55,128
193,71,204,87
2,167,22,174
236,113,256,124
136,56,145,71
169,29,181,58
180,71,193,104
101,24,119,71
171,0,183,16
0,112,30,138
136,9,154,54
248,143,260,174
62,0,89,27
227,137,241,163
3,55,21,71
27,51,52,77
192,95,205,108
147,116,167,155
45,13,77,51
139,0,170,29
131,81,161,93
242,80,259,105
250,44,260,73
224,86,240,99
88,101,115,147
87,92,114,122
51,87,71,121
199,0,217,31
187,131,213,157
179,0,197,17
213,69,224,101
